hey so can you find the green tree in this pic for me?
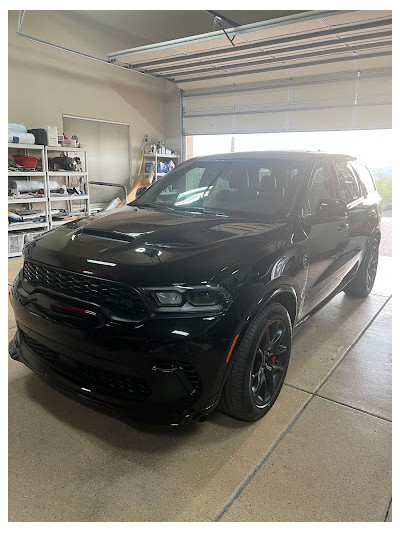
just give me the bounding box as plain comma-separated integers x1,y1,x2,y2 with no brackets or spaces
375,174,392,210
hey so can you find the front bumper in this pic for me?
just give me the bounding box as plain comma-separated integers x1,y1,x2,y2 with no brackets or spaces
9,270,238,425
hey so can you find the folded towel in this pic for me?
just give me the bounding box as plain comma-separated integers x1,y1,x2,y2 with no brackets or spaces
8,123,27,133
8,132,36,144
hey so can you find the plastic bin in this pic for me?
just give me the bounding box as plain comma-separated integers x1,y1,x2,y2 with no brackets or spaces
24,231,45,244
13,155,40,169
8,233,25,255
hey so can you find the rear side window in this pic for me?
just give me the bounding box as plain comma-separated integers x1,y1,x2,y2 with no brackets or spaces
336,161,362,204
352,163,376,194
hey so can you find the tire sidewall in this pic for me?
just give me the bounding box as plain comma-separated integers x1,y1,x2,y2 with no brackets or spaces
234,303,292,420
364,238,380,292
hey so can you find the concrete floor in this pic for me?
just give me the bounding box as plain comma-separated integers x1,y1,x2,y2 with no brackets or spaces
8,256,392,522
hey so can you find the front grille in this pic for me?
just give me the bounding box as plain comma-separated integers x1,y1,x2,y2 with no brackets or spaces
23,260,148,319
21,331,151,401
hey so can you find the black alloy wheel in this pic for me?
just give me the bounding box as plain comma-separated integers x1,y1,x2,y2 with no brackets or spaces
344,237,380,297
366,240,379,292
219,302,292,421
250,319,290,407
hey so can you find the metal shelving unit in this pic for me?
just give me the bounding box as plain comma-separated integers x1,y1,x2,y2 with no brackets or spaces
143,152,180,180
8,144,90,257
45,146,90,229
8,143,50,257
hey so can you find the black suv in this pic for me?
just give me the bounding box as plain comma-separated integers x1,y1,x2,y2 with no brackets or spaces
9,151,381,425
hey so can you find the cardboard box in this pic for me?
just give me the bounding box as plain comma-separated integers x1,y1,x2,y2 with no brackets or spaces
37,125,58,146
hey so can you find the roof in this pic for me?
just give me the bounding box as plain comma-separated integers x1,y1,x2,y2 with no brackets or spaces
189,150,356,161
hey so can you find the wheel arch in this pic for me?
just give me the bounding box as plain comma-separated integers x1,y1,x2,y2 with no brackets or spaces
266,289,297,327
218,285,297,395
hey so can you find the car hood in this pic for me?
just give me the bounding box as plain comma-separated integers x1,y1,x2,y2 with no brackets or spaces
24,206,286,287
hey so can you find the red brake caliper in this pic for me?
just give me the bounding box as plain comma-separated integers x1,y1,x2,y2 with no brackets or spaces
267,355,276,364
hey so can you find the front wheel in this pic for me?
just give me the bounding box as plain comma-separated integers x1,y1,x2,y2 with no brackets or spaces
219,302,292,422
343,238,380,298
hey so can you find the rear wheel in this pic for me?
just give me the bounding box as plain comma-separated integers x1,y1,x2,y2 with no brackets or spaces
343,238,379,297
219,302,292,422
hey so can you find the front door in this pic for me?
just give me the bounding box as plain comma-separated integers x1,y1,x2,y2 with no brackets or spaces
301,159,350,316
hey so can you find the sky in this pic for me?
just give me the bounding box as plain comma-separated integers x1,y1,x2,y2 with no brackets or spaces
192,129,392,170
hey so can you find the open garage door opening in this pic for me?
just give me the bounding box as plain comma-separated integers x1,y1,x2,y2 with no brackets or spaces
188,129,391,177
186,129,392,258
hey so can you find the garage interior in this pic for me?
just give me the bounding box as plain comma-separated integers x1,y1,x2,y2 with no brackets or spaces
8,9,392,522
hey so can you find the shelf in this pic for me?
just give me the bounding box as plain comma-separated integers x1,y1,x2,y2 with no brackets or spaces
145,153,179,158
8,171,45,177
8,196,46,204
8,222,48,231
49,195,89,201
8,143,44,150
8,143,90,234
48,171,88,176
46,146,87,152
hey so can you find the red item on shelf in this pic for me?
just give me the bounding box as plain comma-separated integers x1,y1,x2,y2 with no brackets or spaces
13,155,40,169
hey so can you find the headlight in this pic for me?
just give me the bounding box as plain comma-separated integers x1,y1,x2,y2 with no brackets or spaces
154,290,183,307
144,285,231,314
186,290,219,307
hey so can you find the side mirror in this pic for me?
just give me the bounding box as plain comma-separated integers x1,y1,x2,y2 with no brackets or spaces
315,198,347,218
136,186,147,198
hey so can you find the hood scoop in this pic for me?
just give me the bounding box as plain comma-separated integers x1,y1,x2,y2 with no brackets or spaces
80,228,137,243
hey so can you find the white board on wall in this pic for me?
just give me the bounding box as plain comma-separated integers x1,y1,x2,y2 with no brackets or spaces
63,115,130,205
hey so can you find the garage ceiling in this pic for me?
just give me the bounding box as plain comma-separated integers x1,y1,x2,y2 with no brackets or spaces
15,9,392,135
106,9,392,135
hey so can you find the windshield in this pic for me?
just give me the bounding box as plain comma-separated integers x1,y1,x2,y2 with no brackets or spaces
132,158,306,219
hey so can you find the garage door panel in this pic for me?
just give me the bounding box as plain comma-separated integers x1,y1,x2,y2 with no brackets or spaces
184,115,236,135
292,79,357,102
184,93,235,112
355,104,391,129
171,12,391,134
236,88,289,107
289,107,354,131
235,112,288,133
358,55,392,71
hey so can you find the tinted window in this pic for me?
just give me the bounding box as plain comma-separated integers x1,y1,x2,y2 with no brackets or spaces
304,161,339,216
352,163,376,194
134,159,306,219
336,162,362,204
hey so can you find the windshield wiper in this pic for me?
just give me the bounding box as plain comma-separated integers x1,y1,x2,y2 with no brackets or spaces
172,206,229,216
134,202,172,211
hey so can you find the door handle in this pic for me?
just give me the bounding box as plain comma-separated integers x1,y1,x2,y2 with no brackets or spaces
337,222,349,232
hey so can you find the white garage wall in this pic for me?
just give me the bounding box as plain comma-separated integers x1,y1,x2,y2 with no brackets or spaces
8,11,181,200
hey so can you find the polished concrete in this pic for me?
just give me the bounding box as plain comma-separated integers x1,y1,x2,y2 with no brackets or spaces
8,256,392,522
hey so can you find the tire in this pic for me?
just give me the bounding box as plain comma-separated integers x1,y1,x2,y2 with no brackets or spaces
219,302,292,422
343,238,380,298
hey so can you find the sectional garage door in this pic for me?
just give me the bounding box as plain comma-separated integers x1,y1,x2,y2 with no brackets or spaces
107,10,392,135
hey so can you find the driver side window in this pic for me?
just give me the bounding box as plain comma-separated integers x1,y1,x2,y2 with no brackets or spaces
303,161,340,216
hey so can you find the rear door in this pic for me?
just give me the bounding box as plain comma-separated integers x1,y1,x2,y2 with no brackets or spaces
335,160,371,268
